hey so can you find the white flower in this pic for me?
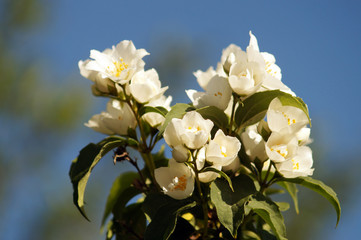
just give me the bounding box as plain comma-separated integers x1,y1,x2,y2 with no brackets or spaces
221,44,242,74
84,112,114,135
241,125,268,162
79,59,116,94
206,129,241,167
275,146,314,178
259,52,295,96
85,99,137,136
163,111,214,149
265,131,298,163
222,157,241,173
194,67,217,90
129,69,168,103
186,74,232,110
267,98,309,134
85,40,149,84
172,145,190,163
142,95,172,128
155,158,195,200
196,147,221,183
227,32,266,96
224,95,238,117
296,127,312,145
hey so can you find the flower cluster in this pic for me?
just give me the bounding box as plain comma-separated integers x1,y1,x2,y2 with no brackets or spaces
70,32,339,240
79,40,172,134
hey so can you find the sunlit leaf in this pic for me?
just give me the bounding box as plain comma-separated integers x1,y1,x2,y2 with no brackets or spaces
69,136,128,220
196,105,229,130
139,106,168,117
278,177,341,226
235,90,310,130
157,103,194,136
210,174,256,237
245,193,287,240
277,182,299,214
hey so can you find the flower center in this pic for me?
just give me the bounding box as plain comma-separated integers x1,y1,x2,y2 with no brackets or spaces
214,91,223,97
281,111,296,125
169,175,188,191
108,58,129,77
265,61,279,77
292,159,300,170
187,126,201,133
220,146,227,157
270,145,288,158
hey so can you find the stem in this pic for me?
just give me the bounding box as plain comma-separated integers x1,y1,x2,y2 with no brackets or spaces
260,162,272,194
128,155,149,192
141,152,158,190
120,86,157,189
191,154,208,239
229,94,238,135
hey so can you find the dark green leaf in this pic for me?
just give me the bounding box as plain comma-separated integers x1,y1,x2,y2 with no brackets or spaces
139,106,168,117
277,182,299,214
169,217,195,240
101,171,140,228
210,174,256,237
235,90,310,130
118,203,147,239
201,167,234,191
245,194,287,240
196,105,229,130
278,177,341,226
69,136,126,220
152,145,169,168
143,194,196,240
157,103,194,136
142,193,180,219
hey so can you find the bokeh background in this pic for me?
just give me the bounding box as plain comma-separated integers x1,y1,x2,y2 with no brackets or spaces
1,0,360,239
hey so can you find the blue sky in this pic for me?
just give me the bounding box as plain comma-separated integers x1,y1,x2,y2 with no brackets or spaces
26,0,360,155
5,0,361,239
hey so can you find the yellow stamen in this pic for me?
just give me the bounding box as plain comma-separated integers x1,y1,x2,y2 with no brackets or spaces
220,146,227,157
173,175,187,191
110,58,128,77
292,159,300,170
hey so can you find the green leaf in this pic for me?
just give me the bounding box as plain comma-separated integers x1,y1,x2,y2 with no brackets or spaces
235,90,310,130
139,106,168,117
69,136,127,220
169,217,195,240
275,202,290,212
101,171,140,228
264,188,285,196
278,177,341,226
210,174,256,237
245,194,287,240
143,194,196,240
277,182,299,214
118,203,147,239
196,105,229,130
201,167,234,191
157,103,194,136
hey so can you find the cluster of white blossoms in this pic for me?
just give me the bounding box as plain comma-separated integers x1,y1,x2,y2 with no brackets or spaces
156,32,314,199
72,33,340,240
241,98,314,179
79,40,172,134
79,33,314,200
156,111,241,199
